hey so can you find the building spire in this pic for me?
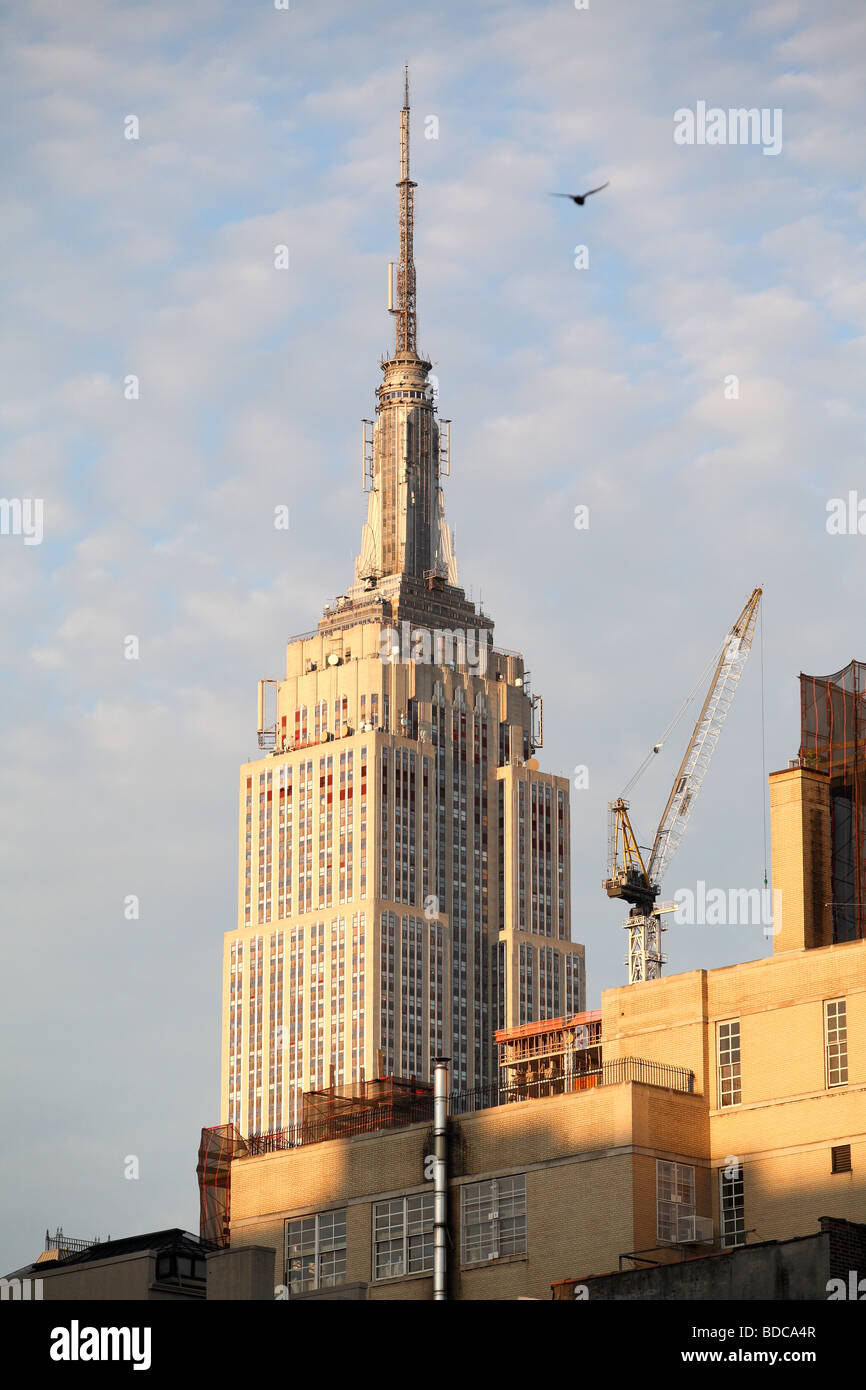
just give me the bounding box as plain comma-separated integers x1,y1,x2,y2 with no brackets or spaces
395,65,417,355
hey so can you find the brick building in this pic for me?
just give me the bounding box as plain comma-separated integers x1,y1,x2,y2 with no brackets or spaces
206,716,864,1298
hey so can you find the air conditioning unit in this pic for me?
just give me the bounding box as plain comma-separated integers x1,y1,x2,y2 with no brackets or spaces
678,1216,714,1245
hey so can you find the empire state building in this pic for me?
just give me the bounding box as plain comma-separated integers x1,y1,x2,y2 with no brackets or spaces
221,73,585,1135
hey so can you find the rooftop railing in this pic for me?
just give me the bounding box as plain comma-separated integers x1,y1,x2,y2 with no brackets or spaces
455,1057,695,1114
44,1229,99,1258
245,1056,695,1155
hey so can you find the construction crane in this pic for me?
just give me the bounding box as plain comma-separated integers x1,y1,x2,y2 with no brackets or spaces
604,587,763,984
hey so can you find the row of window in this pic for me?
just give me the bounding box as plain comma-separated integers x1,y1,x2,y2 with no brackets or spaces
716,999,849,1107
286,1176,528,1292
659,1145,852,1251
657,1159,746,1249
288,1145,855,1293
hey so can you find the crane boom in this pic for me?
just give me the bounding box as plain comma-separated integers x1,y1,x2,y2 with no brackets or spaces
647,587,762,886
603,586,762,983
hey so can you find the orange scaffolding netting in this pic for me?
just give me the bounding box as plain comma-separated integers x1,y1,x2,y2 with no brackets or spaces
800,661,866,942
196,1124,248,1248
301,1076,433,1135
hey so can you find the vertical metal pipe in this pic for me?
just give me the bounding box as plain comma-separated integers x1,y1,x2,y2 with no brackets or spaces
432,1056,449,1301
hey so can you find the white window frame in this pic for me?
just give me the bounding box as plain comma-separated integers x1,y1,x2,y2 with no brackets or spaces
461,1174,527,1265
285,1208,347,1293
719,1164,745,1248
717,1018,741,1107
656,1160,695,1243
372,1192,435,1281
824,999,848,1088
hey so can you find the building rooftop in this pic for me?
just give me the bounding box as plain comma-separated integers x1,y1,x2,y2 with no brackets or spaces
29,1227,212,1273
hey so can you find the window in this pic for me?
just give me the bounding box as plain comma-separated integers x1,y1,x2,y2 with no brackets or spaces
656,1160,695,1243
831,1144,852,1174
461,1175,526,1265
286,1209,347,1293
373,1193,434,1280
155,1252,206,1284
824,999,848,1088
717,1019,741,1107
719,1164,745,1248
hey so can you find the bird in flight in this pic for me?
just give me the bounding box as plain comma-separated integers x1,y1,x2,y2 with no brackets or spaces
549,182,609,206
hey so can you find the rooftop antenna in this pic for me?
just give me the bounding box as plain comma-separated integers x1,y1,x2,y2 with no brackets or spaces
395,64,417,355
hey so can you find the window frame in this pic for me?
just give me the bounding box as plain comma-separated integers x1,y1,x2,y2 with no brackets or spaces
824,998,848,1089
719,1163,746,1249
285,1208,347,1294
717,1018,742,1108
460,1174,527,1266
372,1192,435,1282
656,1159,696,1243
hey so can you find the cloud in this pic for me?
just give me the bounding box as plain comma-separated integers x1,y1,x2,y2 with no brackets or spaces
2,0,865,1273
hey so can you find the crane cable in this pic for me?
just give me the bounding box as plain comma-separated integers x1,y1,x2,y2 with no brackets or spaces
760,599,769,888
620,633,730,799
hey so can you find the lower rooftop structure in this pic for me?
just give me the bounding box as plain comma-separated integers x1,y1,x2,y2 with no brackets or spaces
551,1216,866,1301
7,1229,214,1302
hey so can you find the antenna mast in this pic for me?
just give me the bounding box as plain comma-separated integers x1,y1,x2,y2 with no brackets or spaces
395,65,417,355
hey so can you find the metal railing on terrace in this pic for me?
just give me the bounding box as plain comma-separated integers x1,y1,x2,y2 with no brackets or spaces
455,1057,695,1115
247,1099,434,1155
245,1057,694,1155
45,1229,99,1258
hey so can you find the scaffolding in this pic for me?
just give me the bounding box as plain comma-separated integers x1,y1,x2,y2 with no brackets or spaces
495,1010,603,1100
196,1124,249,1248
245,1077,435,1155
301,1076,432,1135
800,660,866,941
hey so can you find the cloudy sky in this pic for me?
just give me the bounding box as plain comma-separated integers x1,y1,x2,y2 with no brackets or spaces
1,0,864,1272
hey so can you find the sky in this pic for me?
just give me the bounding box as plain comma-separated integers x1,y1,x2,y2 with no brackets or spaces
1,0,865,1272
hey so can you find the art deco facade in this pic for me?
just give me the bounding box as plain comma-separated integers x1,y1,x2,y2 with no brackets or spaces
220,78,585,1135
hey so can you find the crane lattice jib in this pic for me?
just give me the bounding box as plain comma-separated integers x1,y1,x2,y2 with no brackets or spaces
647,588,762,888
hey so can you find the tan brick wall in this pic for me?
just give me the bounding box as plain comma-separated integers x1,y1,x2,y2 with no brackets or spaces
227,939,866,1298
604,939,865,1103
602,969,710,1091
230,1082,711,1297
631,1152,713,1260
454,1154,635,1299
769,767,832,952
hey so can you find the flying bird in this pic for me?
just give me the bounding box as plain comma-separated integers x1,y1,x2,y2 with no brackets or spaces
549,182,609,206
